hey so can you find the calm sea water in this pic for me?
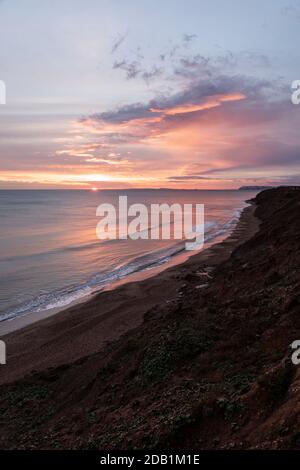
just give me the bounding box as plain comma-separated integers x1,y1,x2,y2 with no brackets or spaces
0,189,258,323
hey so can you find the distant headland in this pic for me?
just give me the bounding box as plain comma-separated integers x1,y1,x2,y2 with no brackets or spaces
238,185,274,191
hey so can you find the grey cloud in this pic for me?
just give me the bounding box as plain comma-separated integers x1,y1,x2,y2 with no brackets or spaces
113,60,141,79
111,32,128,54
98,103,152,123
174,50,270,81
88,74,273,126
174,54,213,79
154,75,270,109
111,34,271,88
141,66,163,83
113,59,162,82
281,4,300,19
183,33,197,43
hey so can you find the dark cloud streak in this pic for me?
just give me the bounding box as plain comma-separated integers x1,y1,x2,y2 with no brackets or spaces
111,32,128,54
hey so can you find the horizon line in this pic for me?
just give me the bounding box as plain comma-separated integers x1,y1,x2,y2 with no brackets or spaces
0,186,276,191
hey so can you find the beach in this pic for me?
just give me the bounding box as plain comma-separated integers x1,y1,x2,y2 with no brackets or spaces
1,203,258,385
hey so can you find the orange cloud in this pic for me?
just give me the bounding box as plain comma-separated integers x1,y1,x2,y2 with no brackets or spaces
150,92,246,115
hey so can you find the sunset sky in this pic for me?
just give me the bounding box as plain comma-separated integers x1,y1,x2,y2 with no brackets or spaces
0,0,300,189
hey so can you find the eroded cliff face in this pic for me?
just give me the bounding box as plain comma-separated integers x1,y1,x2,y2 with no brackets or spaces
1,187,300,450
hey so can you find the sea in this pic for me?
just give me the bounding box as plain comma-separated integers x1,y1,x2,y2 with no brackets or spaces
0,189,258,323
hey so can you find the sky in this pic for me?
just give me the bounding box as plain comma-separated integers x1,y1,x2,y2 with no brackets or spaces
0,0,300,189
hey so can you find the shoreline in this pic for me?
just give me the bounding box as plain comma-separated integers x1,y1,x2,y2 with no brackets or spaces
0,234,225,336
0,207,245,336
0,203,259,385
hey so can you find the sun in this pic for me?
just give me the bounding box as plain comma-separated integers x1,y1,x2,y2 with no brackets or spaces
91,187,98,192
